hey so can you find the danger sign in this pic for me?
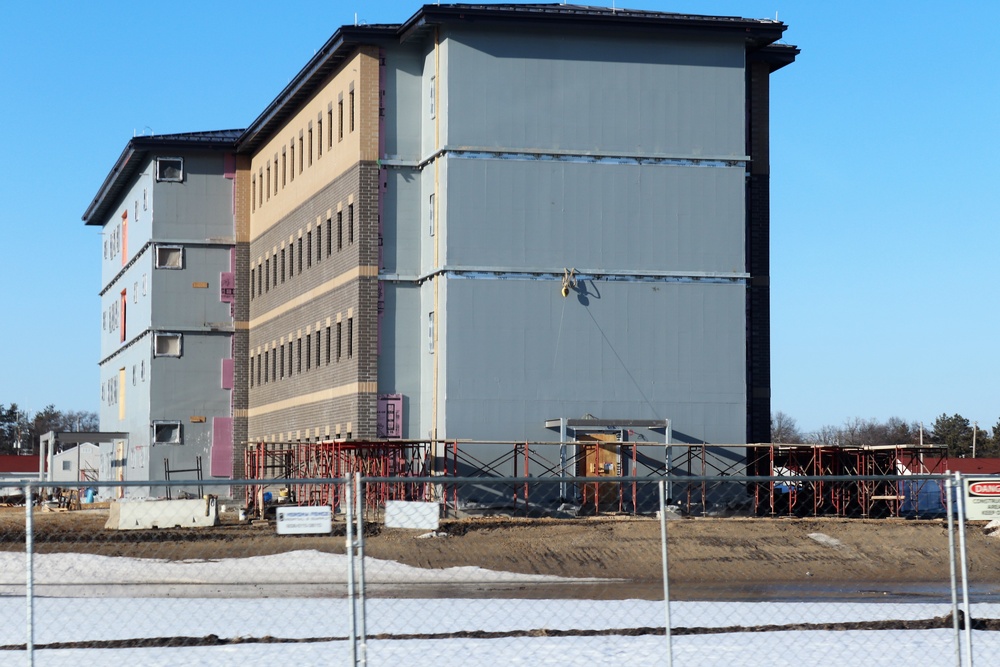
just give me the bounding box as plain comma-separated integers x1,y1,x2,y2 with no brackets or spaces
964,478,1000,520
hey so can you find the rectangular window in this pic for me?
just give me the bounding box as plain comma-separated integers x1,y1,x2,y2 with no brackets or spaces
337,211,343,250
274,157,279,194
429,76,436,119
287,342,293,377
282,149,286,187
272,348,277,383
119,290,127,343
298,237,303,274
296,338,302,373
279,345,285,379
264,258,270,293
316,331,322,367
288,245,294,277
259,168,264,207
298,134,304,173
257,353,262,386
263,350,268,384
328,106,334,149
250,268,255,299
326,217,332,256
347,318,353,358
338,97,344,140
143,188,148,210
336,322,342,361
429,193,435,236
155,245,183,269
252,176,256,212
306,333,311,370
154,333,182,357
272,253,278,287
280,248,285,283
290,141,295,182
349,87,355,132
308,124,313,166
348,204,354,244
325,326,331,364
316,225,322,263
428,311,435,353
317,117,323,157
152,421,182,444
257,262,263,295
155,157,183,182
249,356,254,387
266,164,270,201
307,231,312,268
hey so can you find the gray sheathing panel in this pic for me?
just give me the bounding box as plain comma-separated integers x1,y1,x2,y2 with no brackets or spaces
444,28,744,157
377,282,423,439
382,45,425,161
380,167,422,275
152,153,235,240
440,279,746,449
151,245,235,328
445,158,744,273
149,333,233,481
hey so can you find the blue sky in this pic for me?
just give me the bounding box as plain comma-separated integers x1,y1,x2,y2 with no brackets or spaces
1,1,997,435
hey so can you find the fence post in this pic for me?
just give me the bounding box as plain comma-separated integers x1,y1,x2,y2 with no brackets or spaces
955,472,973,667
946,475,962,667
355,473,367,666
24,482,35,667
658,480,673,667
345,477,357,666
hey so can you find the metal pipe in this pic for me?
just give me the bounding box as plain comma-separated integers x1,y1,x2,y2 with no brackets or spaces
25,482,35,667
946,476,962,667
345,477,357,666
658,480,673,667
955,472,973,667
355,473,367,666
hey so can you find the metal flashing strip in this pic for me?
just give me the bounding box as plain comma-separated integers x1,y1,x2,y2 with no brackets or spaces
381,267,748,285
99,238,236,297
98,326,235,367
380,147,749,171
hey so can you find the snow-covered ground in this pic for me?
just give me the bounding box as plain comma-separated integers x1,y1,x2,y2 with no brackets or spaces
1,550,996,666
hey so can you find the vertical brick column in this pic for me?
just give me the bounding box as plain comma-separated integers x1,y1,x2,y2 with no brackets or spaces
746,59,772,449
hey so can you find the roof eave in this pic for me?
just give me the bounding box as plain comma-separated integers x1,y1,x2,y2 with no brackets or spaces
236,25,398,154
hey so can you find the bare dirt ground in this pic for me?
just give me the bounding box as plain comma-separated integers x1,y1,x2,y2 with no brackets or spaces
3,505,999,601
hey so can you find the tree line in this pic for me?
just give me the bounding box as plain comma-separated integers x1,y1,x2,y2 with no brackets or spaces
0,404,98,455
771,411,1000,459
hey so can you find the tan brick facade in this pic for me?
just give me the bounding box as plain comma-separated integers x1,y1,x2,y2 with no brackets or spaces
247,48,380,444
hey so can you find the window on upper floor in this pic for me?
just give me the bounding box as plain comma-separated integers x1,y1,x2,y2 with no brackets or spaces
155,246,183,269
347,317,353,358
348,204,354,244
349,85,355,132
156,157,183,182
338,97,344,141
429,76,436,120
154,333,182,357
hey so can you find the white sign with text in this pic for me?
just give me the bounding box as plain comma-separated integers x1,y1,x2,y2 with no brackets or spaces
276,505,333,535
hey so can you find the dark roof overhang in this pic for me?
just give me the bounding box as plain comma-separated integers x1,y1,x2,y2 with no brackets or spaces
82,130,242,226
235,25,397,155
398,4,788,48
751,43,801,72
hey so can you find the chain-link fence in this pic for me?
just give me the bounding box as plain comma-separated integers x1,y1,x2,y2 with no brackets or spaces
1,474,998,666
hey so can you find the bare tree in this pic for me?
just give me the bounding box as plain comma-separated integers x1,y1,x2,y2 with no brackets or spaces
771,411,804,444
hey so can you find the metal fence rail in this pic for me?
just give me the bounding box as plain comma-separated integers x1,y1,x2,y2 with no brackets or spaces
0,473,994,666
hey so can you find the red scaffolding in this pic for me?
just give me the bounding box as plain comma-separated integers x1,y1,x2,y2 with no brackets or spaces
751,443,948,518
244,439,450,520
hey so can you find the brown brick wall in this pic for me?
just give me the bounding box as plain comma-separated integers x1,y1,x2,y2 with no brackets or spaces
248,161,380,442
